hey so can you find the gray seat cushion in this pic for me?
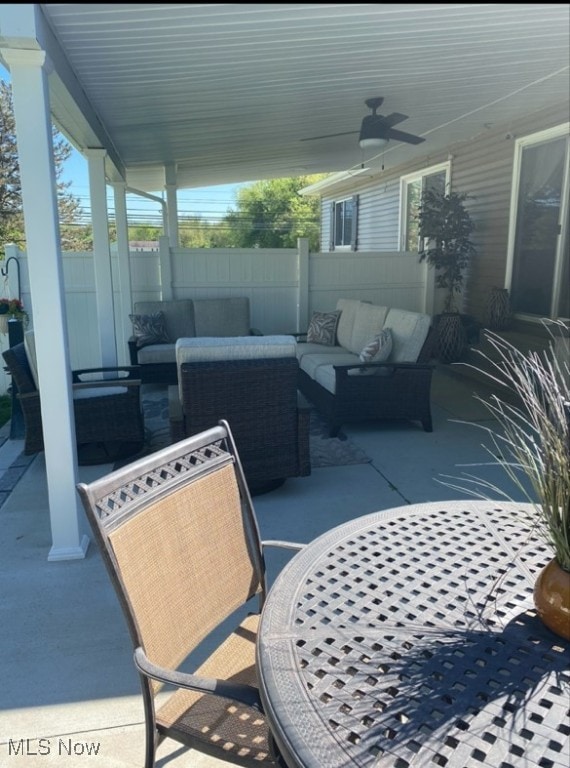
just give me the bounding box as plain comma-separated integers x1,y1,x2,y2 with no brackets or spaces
300,351,360,382
137,343,177,365
295,342,348,364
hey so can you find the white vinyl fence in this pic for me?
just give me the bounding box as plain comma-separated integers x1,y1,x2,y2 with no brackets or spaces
0,241,429,394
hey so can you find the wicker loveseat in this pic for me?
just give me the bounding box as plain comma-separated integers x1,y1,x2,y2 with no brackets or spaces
297,299,435,436
128,296,261,384
169,335,311,494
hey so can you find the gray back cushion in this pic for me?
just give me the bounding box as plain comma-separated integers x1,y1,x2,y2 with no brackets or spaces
384,308,431,362
335,299,362,350
193,297,250,337
349,302,389,355
133,300,195,341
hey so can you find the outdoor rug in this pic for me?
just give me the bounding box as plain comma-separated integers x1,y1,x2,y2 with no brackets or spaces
116,386,371,471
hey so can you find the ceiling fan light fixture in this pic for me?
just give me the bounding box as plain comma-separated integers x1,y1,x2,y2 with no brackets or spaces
358,112,388,149
359,136,388,149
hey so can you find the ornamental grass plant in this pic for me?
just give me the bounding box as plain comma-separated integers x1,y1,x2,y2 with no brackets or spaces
443,320,570,572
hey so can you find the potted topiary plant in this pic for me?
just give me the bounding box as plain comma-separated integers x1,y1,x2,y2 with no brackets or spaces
417,189,477,362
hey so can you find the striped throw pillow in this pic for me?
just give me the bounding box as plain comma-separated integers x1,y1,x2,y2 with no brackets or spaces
359,327,393,363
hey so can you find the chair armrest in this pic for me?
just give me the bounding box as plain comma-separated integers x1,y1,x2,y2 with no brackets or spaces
333,360,434,373
262,539,305,552
72,379,142,390
289,331,307,341
134,647,263,711
128,337,139,365
16,390,40,401
72,366,142,383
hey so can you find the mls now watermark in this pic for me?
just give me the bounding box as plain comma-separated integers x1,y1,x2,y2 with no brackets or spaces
7,738,101,757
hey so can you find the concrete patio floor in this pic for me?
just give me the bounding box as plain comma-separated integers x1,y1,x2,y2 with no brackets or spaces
0,365,530,768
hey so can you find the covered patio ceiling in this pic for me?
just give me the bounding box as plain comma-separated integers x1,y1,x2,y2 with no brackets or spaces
2,3,569,193
0,3,568,563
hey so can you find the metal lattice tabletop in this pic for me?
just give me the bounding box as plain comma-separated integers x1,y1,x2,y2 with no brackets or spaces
257,501,570,768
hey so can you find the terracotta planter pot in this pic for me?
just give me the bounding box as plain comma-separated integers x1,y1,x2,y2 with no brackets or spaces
533,558,570,640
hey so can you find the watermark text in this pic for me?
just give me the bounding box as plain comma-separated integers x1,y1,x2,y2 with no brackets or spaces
6,738,101,758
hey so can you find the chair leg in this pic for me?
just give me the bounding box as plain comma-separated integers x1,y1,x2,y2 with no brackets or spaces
268,730,287,767
141,680,159,768
143,720,158,768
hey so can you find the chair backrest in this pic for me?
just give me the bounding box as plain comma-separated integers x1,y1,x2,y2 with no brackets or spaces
76,423,266,684
133,299,195,342
2,341,38,395
193,297,251,337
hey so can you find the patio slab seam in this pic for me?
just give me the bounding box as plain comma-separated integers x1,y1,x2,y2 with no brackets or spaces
0,423,33,506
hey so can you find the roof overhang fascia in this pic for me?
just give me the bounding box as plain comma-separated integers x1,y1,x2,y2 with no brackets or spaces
0,3,125,183
299,166,376,197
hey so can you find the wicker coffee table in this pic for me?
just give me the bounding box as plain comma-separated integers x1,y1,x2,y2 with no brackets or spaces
257,501,570,768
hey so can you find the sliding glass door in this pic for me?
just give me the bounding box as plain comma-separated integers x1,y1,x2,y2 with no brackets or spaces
509,130,569,319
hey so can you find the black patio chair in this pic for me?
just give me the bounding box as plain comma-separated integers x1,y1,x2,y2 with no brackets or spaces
2,340,144,464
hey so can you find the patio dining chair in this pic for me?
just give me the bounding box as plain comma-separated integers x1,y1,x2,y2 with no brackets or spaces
76,420,300,768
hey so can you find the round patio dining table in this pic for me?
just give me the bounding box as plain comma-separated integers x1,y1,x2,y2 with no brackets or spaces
257,501,570,768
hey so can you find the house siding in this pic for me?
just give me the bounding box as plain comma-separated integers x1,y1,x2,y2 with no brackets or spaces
319,103,570,323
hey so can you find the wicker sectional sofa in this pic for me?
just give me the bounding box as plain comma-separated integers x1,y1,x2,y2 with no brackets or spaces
128,297,260,383
297,299,435,436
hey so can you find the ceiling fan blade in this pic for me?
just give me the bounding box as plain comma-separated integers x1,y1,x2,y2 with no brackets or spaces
300,130,359,142
386,127,425,145
380,112,409,129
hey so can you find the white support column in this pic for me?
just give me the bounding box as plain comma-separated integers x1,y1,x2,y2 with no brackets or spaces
2,48,88,561
85,148,117,368
297,238,310,332
158,235,174,300
422,257,436,315
111,182,133,365
164,164,179,247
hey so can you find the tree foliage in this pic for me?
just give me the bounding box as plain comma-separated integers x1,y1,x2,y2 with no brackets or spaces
0,80,84,252
223,176,325,251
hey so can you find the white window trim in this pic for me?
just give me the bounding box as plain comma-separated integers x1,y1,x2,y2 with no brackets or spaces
398,161,451,251
331,196,357,250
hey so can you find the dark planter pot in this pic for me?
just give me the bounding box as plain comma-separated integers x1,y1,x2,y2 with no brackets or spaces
435,312,467,363
487,287,512,331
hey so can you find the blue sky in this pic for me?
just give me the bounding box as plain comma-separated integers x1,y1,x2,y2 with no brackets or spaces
61,145,250,225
